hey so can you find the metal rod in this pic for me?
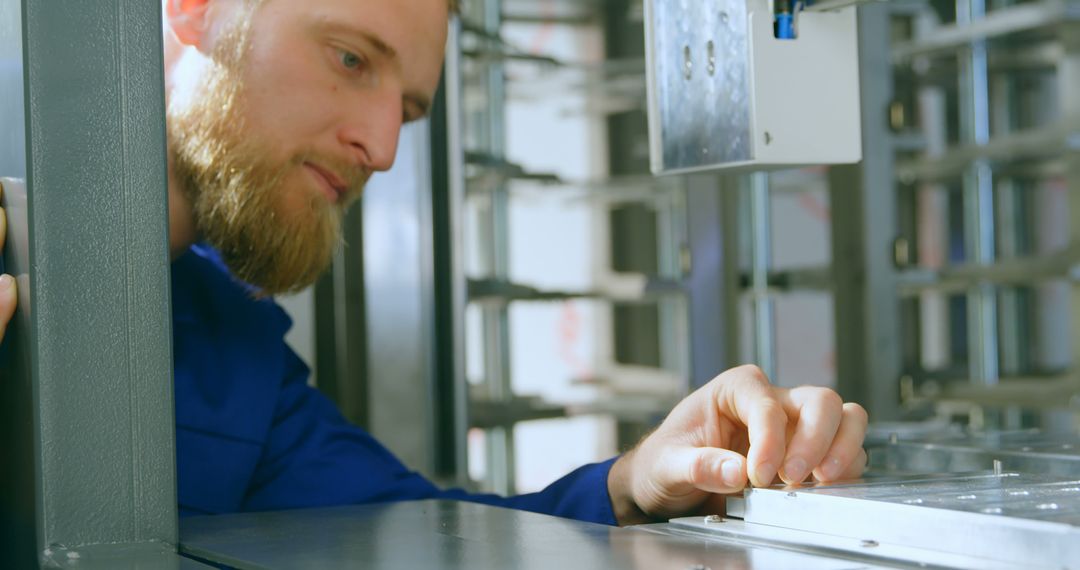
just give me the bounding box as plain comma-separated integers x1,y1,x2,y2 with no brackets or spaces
749,173,777,382
893,0,1076,62
958,0,1000,386
477,0,515,496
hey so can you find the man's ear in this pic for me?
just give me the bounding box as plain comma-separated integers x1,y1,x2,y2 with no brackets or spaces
165,0,213,48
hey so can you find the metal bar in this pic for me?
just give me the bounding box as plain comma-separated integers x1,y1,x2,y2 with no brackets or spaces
721,179,744,381
361,124,445,476
686,174,742,387
748,174,777,382
958,0,1000,386
990,41,1026,393
895,250,1080,294
432,17,470,485
892,0,1080,62
935,375,1080,409
827,2,902,419
1059,19,1080,431
804,0,886,13
313,205,371,429
477,0,515,496
0,0,187,565
895,120,1080,185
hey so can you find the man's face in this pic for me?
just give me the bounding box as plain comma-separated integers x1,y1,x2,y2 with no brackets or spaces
168,0,448,295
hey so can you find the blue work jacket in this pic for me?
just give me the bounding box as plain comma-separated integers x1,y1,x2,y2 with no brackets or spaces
172,244,618,525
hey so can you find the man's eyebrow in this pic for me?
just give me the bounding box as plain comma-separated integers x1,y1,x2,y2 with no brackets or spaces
316,20,398,61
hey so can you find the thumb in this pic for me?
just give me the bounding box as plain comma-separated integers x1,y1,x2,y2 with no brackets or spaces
663,446,749,495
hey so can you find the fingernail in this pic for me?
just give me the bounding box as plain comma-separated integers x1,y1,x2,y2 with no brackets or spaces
721,459,743,487
0,274,13,292
784,458,808,483
821,456,843,480
754,462,775,487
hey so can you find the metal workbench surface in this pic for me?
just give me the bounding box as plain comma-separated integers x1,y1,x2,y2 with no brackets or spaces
179,500,889,569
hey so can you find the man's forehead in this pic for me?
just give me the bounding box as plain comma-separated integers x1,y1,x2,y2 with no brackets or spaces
286,0,447,61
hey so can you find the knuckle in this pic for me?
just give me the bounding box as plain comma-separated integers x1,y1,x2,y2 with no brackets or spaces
843,402,870,426
814,388,844,411
736,364,771,385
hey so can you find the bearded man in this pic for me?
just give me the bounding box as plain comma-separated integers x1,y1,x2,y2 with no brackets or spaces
0,0,870,525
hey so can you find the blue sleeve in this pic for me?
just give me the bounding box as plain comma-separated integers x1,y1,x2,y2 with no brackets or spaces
241,349,619,526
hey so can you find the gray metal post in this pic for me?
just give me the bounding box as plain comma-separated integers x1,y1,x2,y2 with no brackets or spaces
685,174,740,388
828,3,902,419
1058,20,1080,431
957,0,1001,387
477,0,515,495
362,123,441,477
0,0,191,567
748,173,777,382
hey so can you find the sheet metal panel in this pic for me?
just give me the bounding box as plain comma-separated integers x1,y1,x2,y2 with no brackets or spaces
715,473,1080,568
645,0,753,173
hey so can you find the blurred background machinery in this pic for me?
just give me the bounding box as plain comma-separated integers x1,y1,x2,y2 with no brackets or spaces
276,0,1080,497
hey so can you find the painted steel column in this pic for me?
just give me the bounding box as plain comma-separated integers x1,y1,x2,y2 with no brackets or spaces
0,0,183,567
957,0,1001,387
685,174,740,388
474,0,515,495
1058,19,1080,430
827,3,902,419
747,173,777,382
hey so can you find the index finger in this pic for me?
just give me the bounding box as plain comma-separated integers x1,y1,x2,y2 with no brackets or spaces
719,365,788,487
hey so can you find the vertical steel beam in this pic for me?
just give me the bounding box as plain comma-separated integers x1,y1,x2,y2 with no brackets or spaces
685,174,740,388
0,0,185,566
828,3,902,419
747,173,778,382
313,205,371,430
433,17,471,485
1058,19,1080,431
957,0,1000,387
477,0,515,495
362,123,441,477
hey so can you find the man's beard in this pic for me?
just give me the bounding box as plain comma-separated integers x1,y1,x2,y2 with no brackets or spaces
166,11,365,296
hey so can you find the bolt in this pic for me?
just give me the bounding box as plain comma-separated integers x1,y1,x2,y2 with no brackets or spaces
993,460,1003,476
889,433,899,445
683,45,693,80
687,565,712,570
861,540,879,548
764,131,773,145
704,514,724,524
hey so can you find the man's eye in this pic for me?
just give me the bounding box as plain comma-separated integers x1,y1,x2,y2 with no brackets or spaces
339,50,365,71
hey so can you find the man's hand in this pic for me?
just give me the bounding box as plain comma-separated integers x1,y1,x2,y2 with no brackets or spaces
0,180,17,344
607,365,868,525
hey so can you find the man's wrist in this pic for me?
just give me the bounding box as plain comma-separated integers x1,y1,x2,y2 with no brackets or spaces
607,451,654,526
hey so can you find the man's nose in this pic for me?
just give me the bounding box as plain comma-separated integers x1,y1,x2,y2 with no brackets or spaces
337,91,403,173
